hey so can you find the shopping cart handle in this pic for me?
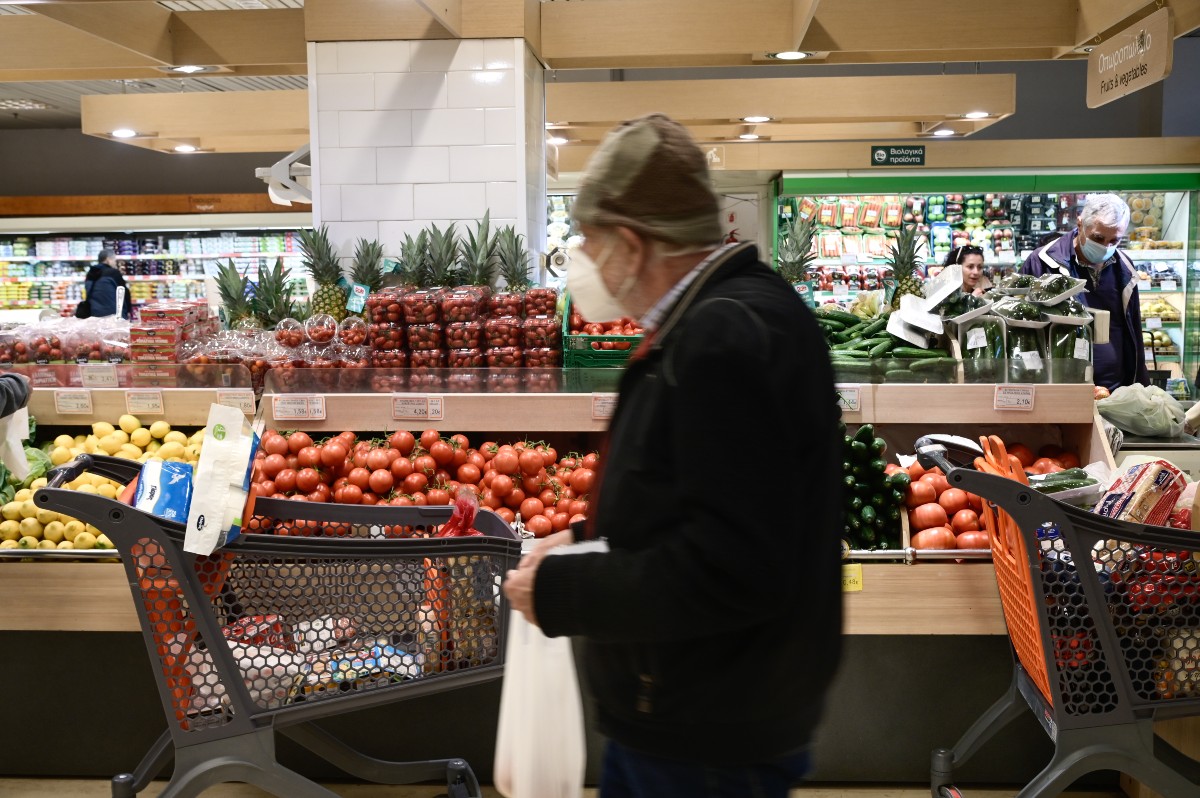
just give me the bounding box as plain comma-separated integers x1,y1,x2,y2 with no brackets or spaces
914,434,984,474
45,454,142,489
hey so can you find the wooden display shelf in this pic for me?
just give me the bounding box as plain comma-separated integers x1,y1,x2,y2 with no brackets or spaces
29,387,254,426
0,560,1005,635
839,383,1096,426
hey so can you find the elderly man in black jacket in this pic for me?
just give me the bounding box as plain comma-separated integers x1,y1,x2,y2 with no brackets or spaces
502,113,843,798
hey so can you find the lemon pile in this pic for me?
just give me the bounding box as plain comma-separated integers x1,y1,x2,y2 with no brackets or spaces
0,482,111,551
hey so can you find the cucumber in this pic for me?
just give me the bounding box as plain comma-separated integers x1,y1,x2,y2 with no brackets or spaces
1034,479,1098,494
849,440,869,459
849,496,864,512
884,369,915,382
854,423,875,444
816,318,846,332
868,339,895,358
818,308,860,326
869,457,888,474
888,471,912,490
871,438,888,456
891,346,947,359
862,316,889,337
910,357,956,372
861,505,877,526
843,474,856,490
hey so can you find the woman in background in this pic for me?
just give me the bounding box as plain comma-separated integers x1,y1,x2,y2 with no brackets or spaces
945,244,988,296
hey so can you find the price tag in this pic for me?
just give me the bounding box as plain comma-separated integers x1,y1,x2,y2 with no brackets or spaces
1161,280,1178,291
994,385,1035,411
1146,316,1163,329
841,563,864,593
966,327,988,350
272,395,326,421
54,390,93,415
1020,350,1044,371
835,384,861,413
1145,346,1154,361
125,390,164,415
216,389,255,414
391,394,444,421
1073,338,1091,360
1137,280,1152,291
79,363,118,389
591,393,618,420
832,282,849,296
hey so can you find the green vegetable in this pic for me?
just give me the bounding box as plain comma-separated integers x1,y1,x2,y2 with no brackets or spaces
1049,323,1092,384
861,505,877,526
818,308,861,326
854,424,875,444
870,437,887,455
962,317,1005,383
888,471,911,490
891,346,946,359
868,339,895,358
849,440,869,459
21,447,51,488
1007,326,1047,384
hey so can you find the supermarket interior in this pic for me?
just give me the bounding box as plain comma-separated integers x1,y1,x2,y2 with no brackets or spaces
1,1,1200,797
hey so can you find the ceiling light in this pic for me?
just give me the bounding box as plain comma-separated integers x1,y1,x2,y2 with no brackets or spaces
738,133,760,140
933,129,956,137
742,115,772,123
111,128,137,138
170,65,208,74
547,136,568,146
963,111,990,120
769,51,811,60
0,99,51,111
174,144,197,153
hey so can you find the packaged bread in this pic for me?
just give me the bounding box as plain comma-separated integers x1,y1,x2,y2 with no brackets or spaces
1094,459,1187,527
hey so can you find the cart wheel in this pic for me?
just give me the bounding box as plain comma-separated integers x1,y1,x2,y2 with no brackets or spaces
111,774,136,798
937,787,964,798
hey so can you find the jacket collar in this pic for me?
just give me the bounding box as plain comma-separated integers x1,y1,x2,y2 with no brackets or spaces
1036,229,1138,312
648,242,759,352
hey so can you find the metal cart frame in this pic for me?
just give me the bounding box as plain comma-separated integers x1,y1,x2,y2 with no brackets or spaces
36,454,521,798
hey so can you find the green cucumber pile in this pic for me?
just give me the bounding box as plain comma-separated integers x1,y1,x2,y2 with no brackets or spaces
840,422,908,550
815,306,955,384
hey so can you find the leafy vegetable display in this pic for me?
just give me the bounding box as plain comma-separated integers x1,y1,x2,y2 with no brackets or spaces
816,306,955,384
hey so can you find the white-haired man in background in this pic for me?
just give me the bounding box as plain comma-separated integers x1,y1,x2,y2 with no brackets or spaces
1021,193,1149,391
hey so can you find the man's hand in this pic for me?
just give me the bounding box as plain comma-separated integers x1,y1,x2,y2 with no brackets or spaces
503,529,574,627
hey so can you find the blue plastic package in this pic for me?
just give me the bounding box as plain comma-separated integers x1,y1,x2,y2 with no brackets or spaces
134,460,194,521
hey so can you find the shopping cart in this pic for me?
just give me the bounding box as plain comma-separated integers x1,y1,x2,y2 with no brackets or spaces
35,454,521,798
920,436,1200,798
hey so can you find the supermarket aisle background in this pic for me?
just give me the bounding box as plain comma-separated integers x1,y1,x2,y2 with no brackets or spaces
0,782,1126,797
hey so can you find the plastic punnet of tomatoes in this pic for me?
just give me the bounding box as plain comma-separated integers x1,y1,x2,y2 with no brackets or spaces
409,369,447,391
486,346,523,367
410,348,446,369
401,288,444,325
487,367,523,393
337,345,371,390
337,315,368,346
524,347,561,367
367,287,405,324
441,287,487,323
370,349,408,369
448,347,485,368
65,329,105,363
524,369,561,392
305,313,338,346
243,347,289,395
447,370,486,393
369,369,407,393
368,322,405,351
523,315,563,349
488,289,524,319
0,331,15,364
445,320,483,350
524,287,559,317
407,323,444,351
484,316,523,349
274,317,305,348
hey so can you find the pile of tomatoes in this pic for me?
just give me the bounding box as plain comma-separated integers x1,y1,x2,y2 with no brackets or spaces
891,461,991,551
567,311,644,351
251,428,597,537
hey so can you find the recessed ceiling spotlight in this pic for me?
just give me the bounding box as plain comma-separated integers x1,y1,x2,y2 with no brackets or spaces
742,115,772,123
174,144,197,153
738,133,761,140
769,51,812,60
111,128,137,138
933,129,956,137
547,136,569,146
170,65,209,74
963,111,990,119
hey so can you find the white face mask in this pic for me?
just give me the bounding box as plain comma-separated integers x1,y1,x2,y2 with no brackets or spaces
567,237,637,322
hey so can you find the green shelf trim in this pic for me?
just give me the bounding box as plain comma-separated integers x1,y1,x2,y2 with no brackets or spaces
780,172,1200,195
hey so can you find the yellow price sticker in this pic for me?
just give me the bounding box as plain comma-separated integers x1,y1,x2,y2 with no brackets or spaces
841,563,864,592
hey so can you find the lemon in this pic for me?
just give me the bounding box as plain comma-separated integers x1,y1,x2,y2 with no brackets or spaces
1,502,21,522
96,534,115,550
147,440,161,453
72,531,96,550
163,431,187,445
190,430,205,444
18,500,37,519
166,457,186,464
30,477,47,490
0,520,19,541
92,421,115,437
63,520,84,538
98,484,118,499
73,434,86,445
111,430,130,445
56,540,74,550
119,414,141,434
120,443,143,458
35,508,57,525
149,421,171,440
75,484,98,495
50,446,72,466
98,435,122,456
0,539,17,549
42,521,65,543
184,444,201,461
37,539,56,550
130,428,152,448
54,434,74,449
158,442,185,460
16,535,37,549
13,489,31,503
18,517,41,538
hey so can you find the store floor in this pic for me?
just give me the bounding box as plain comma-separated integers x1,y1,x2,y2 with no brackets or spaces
0,781,1125,797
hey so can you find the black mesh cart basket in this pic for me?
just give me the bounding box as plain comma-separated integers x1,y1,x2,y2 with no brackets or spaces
919,438,1200,798
35,454,521,798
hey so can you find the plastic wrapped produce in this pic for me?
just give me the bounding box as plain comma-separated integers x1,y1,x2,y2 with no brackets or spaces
524,287,558,317
441,287,487,323
1007,325,1048,384
410,349,446,369
401,288,443,324
366,287,405,324
304,313,338,345
487,368,522,393
524,347,562,368
486,346,523,367
337,315,368,346
407,323,444,351
368,322,405,351
485,316,523,349
369,349,408,369
448,348,485,368
523,315,562,349
489,289,524,319
1049,323,1093,384
274,318,304,348
338,345,372,390
445,321,483,350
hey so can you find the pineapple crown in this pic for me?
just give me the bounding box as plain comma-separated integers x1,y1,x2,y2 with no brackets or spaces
459,211,497,288
495,225,531,290
397,230,430,288
426,222,460,287
350,238,385,293
299,224,342,285
777,215,818,284
886,223,923,274
252,257,298,329
215,259,255,324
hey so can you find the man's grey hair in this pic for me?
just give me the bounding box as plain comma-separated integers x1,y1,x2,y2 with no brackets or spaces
1079,193,1131,233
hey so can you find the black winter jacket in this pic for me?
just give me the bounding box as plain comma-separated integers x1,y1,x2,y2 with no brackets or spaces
534,243,844,765
82,264,132,319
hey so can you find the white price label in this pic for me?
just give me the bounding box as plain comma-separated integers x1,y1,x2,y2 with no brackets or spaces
53,390,93,415
1073,338,1091,360
1137,280,1152,290
966,327,988,351
994,385,1035,411
79,363,118,389
1161,280,1178,291
591,393,619,420
216,389,255,414
125,390,164,415
272,395,326,421
832,283,849,296
1146,316,1163,329
835,384,861,413
391,395,445,421
1020,350,1044,371
1144,346,1154,361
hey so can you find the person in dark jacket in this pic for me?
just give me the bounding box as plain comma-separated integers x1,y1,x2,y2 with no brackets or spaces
81,250,132,319
0,373,29,418
502,114,844,798
1020,193,1148,391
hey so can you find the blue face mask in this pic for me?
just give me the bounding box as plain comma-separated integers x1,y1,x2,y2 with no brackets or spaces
1080,235,1117,265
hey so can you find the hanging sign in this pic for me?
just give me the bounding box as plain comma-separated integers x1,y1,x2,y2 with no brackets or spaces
870,145,925,167
1086,7,1174,108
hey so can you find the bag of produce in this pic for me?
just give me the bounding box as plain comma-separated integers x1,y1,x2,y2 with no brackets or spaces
959,315,1005,384
1006,325,1048,384
1097,384,1186,438
1028,274,1087,305
1048,323,1093,384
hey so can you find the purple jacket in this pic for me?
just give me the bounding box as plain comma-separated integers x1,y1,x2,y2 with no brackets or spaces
1020,230,1150,390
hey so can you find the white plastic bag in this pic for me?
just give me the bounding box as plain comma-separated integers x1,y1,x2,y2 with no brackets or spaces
493,609,585,798
1097,384,1186,438
0,407,31,482
183,403,260,555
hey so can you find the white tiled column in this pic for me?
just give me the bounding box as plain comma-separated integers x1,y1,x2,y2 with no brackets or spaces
307,38,545,266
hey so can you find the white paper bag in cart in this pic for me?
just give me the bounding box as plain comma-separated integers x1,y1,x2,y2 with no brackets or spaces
183,403,260,556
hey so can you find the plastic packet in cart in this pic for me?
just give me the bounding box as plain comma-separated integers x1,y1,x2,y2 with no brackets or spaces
1093,459,1187,528
134,459,194,522
183,402,260,556
291,642,422,701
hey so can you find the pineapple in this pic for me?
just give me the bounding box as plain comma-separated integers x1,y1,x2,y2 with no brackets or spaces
459,212,497,288
350,238,385,294
396,230,429,288
426,223,460,287
887,223,924,312
215,260,258,329
252,257,297,329
777,216,817,284
299,225,347,321
495,225,531,290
